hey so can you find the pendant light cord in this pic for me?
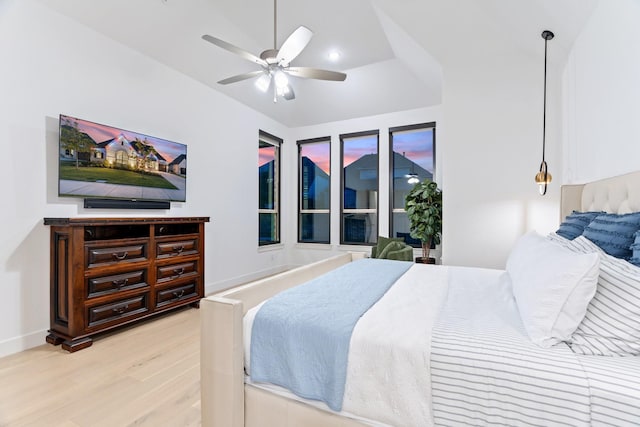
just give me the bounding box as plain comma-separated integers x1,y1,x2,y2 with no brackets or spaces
537,30,553,196
542,36,548,165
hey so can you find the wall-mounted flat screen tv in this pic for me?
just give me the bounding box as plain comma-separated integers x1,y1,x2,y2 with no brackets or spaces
58,114,187,203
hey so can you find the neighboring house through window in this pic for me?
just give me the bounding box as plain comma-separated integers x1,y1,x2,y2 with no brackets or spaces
298,137,331,243
340,130,379,245
390,122,436,247
259,131,282,246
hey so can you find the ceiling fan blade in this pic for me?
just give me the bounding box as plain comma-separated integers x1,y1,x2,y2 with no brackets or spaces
202,34,267,66
286,67,347,81
217,70,264,85
276,26,313,65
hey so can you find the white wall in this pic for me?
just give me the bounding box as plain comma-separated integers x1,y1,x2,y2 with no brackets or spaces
286,106,443,267
563,0,640,183
440,54,563,269
0,0,289,357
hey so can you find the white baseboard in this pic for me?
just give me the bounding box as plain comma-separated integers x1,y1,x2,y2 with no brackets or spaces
0,329,48,359
204,264,296,296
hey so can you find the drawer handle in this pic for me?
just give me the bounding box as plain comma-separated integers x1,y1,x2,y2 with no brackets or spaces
172,245,185,254
112,251,129,260
112,304,129,314
173,267,185,276
112,278,129,289
172,289,185,300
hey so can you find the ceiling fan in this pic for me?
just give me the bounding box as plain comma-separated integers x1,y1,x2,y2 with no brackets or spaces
201,0,346,102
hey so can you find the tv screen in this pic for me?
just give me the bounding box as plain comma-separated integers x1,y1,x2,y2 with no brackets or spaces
58,114,187,203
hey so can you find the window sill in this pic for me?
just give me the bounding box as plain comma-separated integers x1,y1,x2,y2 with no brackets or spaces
294,243,333,251
257,243,284,253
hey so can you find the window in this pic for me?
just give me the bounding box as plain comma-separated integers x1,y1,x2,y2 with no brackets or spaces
258,131,282,246
340,131,379,245
298,137,331,243
390,123,436,247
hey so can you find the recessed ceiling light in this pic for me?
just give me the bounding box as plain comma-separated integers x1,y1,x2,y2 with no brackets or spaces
328,50,341,62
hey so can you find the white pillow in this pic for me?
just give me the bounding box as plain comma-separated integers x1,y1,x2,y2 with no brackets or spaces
506,231,600,347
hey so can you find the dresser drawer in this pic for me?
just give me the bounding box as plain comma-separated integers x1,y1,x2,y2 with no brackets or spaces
156,260,199,284
86,270,148,299
156,237,199,259
87,294,149,328
85,243,148,269
155,282,198,309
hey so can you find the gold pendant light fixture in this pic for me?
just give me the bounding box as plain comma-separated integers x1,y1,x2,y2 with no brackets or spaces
535,30,554,196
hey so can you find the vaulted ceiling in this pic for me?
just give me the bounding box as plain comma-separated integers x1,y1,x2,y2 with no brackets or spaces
39,0,598,127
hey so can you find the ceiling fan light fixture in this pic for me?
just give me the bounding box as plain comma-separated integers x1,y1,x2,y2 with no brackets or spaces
273,69,289,89
255,73,271,92
282,84,295,100
328,50,341,61
277,84,290,95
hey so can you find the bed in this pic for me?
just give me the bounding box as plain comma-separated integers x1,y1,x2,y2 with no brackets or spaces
201,171,640,427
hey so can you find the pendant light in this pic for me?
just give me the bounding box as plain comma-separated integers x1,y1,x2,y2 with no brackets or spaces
535,30,554,195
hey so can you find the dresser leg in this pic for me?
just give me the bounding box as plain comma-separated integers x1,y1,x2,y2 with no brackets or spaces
46,332,64,346
190,300,201,309
61,337,93,352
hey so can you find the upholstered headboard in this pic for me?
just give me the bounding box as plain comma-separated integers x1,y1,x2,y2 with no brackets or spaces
560,171,640,220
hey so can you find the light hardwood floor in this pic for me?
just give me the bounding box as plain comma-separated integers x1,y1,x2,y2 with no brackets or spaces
0,307,201,427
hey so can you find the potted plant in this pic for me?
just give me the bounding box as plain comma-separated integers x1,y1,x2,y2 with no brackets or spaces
404,179,442,264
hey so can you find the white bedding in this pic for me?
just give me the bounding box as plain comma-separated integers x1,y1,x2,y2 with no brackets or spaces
245,264,504,427
576,355,640,425
244,260,640,426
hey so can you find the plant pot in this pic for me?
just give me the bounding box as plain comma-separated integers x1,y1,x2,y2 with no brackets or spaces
415,257,436,264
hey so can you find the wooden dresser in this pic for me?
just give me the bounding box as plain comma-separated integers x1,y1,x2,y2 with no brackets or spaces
43,216,209,352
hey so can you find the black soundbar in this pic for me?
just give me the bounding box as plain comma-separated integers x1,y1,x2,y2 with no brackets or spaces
84,198,170,209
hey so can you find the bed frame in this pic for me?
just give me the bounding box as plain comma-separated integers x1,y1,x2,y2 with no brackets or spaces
561,170,640,219
200,252,368,427
201,171,640,427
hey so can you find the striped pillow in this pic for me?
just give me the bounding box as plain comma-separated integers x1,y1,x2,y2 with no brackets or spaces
569,255,640,356
548,233,640,356
581,212,640,260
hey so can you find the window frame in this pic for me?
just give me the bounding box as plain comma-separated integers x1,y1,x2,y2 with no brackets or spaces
388,122,436,248
258,130,283,247
340,129,380,246
297,136,331,244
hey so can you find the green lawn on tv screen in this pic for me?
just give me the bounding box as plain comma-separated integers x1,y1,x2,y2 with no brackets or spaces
60,165,178,190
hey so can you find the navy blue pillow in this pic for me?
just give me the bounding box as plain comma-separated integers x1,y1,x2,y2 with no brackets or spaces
556,211,603,240
582,212,640,260
629,230,640,267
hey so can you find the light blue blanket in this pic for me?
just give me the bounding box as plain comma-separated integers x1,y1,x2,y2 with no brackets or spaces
250,258,412,411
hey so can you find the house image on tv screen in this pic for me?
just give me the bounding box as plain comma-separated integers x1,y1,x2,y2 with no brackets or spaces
58,114,187,202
